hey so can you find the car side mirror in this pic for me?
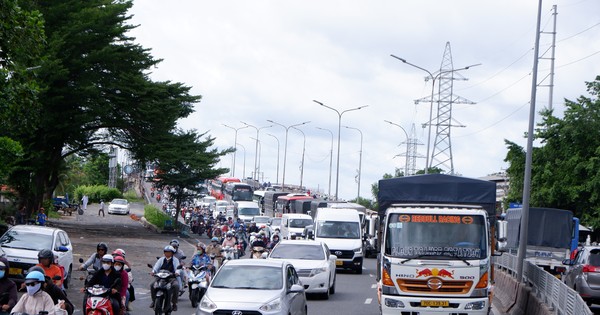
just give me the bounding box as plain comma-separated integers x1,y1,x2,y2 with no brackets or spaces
57,246,69,252
288,284,304,293
562,258,574,266
329,255,337,260
308,230,314,240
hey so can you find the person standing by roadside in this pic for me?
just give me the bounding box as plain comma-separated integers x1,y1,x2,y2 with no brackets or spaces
98,199,105,217
79,195,88,222
37,208,47,226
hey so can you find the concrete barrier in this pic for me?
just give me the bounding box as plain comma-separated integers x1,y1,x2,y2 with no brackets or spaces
492,269,554,315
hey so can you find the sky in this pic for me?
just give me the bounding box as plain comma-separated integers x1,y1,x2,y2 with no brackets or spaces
127,0,600,201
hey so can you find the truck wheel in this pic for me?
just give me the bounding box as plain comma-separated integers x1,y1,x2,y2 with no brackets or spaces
356,265,363,274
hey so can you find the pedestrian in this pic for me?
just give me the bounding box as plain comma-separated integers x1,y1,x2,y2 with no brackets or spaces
98,199,105,217
16,206,26,225
37,208,47,226
78,195,88,222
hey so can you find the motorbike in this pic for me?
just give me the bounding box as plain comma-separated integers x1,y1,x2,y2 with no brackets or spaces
197,220,206,236
187,265,209,308
251,246,267,259
84,284,115,315
221,246,237,261
148,267,178,315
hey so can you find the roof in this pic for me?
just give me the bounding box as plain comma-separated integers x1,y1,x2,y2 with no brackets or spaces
223,258,286,268
7,225,62,236
278,240,322,247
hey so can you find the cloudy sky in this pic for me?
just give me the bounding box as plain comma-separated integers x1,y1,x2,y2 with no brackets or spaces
127,0,600,201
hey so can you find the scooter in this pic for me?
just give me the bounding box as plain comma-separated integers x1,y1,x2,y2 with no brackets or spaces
251,246,267,259
84,284,115,315
221,246,237,261
148,266,178,315
187,265,209,308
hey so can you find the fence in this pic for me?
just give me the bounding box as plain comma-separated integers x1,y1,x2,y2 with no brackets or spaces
494,253,592,315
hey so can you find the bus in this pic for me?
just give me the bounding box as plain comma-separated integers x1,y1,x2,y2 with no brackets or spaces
275,194,313,215
224,182,254,202
209,177,241,200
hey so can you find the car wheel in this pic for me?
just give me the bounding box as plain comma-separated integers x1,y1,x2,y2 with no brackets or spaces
321,276,330,300
63,265,72,289
329,274,336,295
356,264,363,274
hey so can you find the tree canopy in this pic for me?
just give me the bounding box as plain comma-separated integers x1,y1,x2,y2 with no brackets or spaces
504,76,600,228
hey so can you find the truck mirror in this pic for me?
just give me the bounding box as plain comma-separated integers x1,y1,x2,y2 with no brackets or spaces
496,220,507,242
308,230,315,240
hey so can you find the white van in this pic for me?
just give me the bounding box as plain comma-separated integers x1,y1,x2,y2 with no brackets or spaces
311,208,363,274
235,201,261,224
280,213,313,240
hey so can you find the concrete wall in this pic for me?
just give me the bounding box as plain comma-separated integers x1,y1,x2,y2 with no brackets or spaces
493,269,553,315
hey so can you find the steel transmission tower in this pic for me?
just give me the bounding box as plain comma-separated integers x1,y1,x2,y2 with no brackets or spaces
406,124,423,176
416,42,475,174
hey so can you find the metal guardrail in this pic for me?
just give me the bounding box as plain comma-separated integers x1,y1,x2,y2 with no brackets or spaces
494,253,592,315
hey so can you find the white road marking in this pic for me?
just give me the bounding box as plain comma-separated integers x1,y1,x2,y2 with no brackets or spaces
365,298,373,304
371,284,377,289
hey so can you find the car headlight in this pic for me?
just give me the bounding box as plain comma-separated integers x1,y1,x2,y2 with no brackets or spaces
309,267,328,277
353,247,362,254
199,295,217,311
259,297,282,312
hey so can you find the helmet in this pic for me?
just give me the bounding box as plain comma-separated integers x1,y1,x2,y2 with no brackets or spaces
113,248,126,257
196,242,206,250
27,265,46,276
101,254,114,263
226,231,233,237
272,234,280,240
113,255,126,264
25,271,45,283
163,245,176,253
211,237,219,242
38,249,54,260
170,239,180,247
259,230,265,235
97,242,108,251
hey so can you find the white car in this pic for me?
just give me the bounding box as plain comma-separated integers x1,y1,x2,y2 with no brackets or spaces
0,225,74,287
268,240,337,299
108,198,130,215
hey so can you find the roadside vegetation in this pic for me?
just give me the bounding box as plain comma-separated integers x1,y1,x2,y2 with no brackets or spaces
144,204,171,229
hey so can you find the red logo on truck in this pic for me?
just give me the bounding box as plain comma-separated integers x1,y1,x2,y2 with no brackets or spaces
415,268,454,279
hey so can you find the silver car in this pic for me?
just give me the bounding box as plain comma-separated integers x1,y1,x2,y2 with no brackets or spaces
107,198,130,215
197,259,307,315
563,245,600,305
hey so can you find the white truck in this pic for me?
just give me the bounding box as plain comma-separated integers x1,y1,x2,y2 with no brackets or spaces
377,174,500,315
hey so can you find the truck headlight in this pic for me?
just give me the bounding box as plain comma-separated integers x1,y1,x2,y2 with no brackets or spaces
384,298,405,308
465,300,486,310
353,247,362,254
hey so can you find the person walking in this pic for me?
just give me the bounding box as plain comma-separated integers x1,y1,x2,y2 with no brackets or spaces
79,195,88,222
98,199,105,217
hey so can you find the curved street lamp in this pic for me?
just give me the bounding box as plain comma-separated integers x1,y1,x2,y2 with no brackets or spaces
249,137,262,181
222,124,249,177
390,54,480,173
266,120,310,191
235,142,246,179
342,125,363,200
267,133,280,185
241,121,272,181
291,126,306,190
313,100,368,200
316,127,333,199
384,120,409,176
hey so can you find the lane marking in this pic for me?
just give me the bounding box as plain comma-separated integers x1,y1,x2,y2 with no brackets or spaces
371,284,377,289
365,298,373,304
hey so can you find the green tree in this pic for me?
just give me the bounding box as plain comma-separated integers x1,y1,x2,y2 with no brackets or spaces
152,130,233,230
504,76,600,228
4,0,200,216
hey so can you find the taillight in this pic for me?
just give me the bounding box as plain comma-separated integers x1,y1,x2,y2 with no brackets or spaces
582,265,599,273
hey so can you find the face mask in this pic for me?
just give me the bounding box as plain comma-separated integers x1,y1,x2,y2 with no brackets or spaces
102,263,111,271
26,283,41,296
0,270,5,278
114,265,122,272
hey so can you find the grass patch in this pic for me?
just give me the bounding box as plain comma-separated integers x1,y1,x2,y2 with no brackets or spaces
144,204,172,229
123,190,144,203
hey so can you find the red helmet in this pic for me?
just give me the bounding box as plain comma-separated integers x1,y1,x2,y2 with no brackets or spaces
113,255,126,264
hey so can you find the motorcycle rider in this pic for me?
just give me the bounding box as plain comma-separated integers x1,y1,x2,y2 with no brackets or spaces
267,234,280,250
26,266,74,315
36,249,64,288
205,237,222,271
12,271,68,315
81,254,121,315
190,243,212,282
80,242,109,271
222,231,237,247
150,245,180,312
169,239,187,292
251,231,267,258
112,249,134,312
0,257,17,314
112,255,129,314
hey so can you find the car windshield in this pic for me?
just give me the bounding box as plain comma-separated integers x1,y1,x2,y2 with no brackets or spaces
254,217,270,224
289,218,313,228
270,244,325,260
238,208,260,216
316,221,360,239
111,199,127,205
0,230,53,250
271,218,281,226
588,249,600,266
211,265,282,290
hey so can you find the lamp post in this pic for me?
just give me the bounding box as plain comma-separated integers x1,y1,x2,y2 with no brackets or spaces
316,127,333,199
267,120,310,191
342,126,363,200
313,100,368,200
390,54,480,173
267,133,280,185
384,120,410,176
241,121,272,181
222,124,249,177
236,143,246,179
250,137,262,181
291,126,306,190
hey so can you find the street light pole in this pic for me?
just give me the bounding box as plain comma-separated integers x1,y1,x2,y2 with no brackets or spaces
267,120,310,191
236,143,246,179
316,127,334,199
342,126,363,200
384,120,410,176
291,126,306,190
390,54,480,173
250,137,262,181
267,133,280,185
222,124,249,177
313,100,368,200
241,122,272,181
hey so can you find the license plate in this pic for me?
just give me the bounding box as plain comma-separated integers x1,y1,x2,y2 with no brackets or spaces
420,300,449,307
335,260,343,266
8,267,22,276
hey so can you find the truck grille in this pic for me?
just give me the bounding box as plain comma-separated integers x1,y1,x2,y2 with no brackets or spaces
213,310,262,315
397,278,473,294
329,249,354,259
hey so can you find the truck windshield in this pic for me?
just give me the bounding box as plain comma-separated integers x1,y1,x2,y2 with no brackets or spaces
385,213,487,260
316,221,361,239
